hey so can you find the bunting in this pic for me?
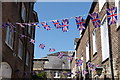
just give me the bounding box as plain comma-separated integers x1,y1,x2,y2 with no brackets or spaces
68,56,73,62
30,39,35,44
76,59,83,66
61,19,69,32
58,52,64,59
39,44,45,49
52,20,61,29
107,7,117,25
49,48,55,52
41,22,52,30
89,12,101,28
75,16,85,30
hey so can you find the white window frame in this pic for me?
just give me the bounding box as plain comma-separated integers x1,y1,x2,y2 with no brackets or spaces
86,40,89,62
18,39,23,60
100,15,110,61
5,25,14,50
54,71,60,78
26,51,29,66
21,3,26,22
98,0,106,12
115,0,120,29
92,29,97,55
67,73,71,78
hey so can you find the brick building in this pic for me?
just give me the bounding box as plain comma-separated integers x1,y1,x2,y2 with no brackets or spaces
34,51,74,80
0,2,38,79
73,0,120,80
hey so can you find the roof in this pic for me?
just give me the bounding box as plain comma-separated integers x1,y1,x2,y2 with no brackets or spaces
33,58,49,61
47,51,68,56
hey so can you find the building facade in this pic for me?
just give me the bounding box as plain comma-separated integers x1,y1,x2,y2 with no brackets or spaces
34,51,74,80
0,2,38,79
73,0,120,80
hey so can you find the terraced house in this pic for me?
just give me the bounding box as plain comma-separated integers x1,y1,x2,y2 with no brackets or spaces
0,2,38,79
72,0,120,80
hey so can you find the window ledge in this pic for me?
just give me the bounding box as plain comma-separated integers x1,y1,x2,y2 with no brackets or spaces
5,41,13,50
93,52,97,57
116,25,120,31
18,56,22,60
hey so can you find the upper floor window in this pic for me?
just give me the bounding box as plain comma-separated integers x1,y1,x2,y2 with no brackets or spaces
86,41,89,62
99,0,106,12
92,29,97,55
5,25,14,49
21,3,26,22
100,15,110,61
26,51,30,66
18,39,23,60
115,0,120,28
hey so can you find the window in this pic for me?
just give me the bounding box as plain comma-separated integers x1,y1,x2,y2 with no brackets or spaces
67,73,71,78
21,3,26,22
100,15,110,61
54,71,60,78
26,51,29,66
28,24,31,34
115,0,120,28
92,29,97,55
5,25,14,49
86,41,89,62
18,39,23,59
99,0,106,12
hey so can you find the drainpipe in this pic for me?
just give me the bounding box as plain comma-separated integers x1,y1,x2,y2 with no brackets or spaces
106,1,115,80
88,24,92,80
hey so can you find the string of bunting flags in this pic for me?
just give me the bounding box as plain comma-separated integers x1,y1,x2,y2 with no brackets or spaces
1,6,117,32
0,7,117,74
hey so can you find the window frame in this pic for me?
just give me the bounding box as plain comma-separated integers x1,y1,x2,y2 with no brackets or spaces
21,3,26,22
92,29,97,55
115,0,120,29
18,39,23,60
100,15,110,62
5,25,14,50
86,40,89,62
26,51,30,66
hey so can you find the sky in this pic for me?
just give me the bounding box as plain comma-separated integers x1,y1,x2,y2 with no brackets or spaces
34,2,92,58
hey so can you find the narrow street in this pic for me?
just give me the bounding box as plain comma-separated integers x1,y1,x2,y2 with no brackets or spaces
0,0,120,80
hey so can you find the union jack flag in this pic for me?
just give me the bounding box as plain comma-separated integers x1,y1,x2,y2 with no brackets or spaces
75,16,85,30
49,48,55,52
52,20,61,28
76,59,83,66
18,34,26,38
58,52,64,59
32,23,40,28
41,22,52,30
96,64,100,67
61,19,69,32
16,22,25,28
90,68,96,71
107,7,117,25
87,62,94,68
67,72,73,75
39,44,45,49
89,12,101,28
30,39,35,44
68,56,73,62
63,72,67,76
75,71,81,74
83,70,88,75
